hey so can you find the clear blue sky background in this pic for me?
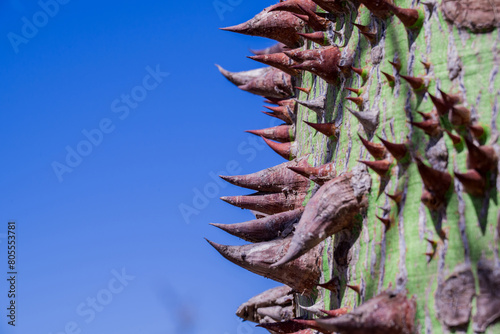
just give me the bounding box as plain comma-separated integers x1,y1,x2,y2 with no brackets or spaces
0,1,288,333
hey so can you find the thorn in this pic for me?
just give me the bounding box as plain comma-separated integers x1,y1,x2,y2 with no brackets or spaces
386,190,404,205
263,105,293,124
295,95,326,114
438,227,449,240
345,87,363,95
215,64,270,87
400,74,427,93
359,30,377,43
220,8,304,48
410,120,441,137
359,159,392,177
247,53,300,77
449,105,471,126
358,134,386,160
415,158,453,206
296,86,312,95
469,124,488,142
220,191,304,215
283,48,314,62
276,99,297,109
318,277,340,292
417,111,434,121
346,284,361,295
304,121,337,137
298,31,329,46
236,285,292,322
287,162,336,185
258,318,326,334
421,1,435,10
209,208,304,243
445,130,463,148
388,60,401,72
389,4,425,30
345,96,364,107
289,319,327,333
376,215,392,230
357,0,393,19
238,68,294,99
272,171,370,267
205,238,321,293
353,23,377,42
246,125,294,142
381,71,395,87
268,0,317,15
264,105,287,114
464,138,498,173
294,4,330,31
438,88,462,106
263,99,279,105
315,289,417,334
220,157,311,192
421,60,431,70
455,170,487,197
352,22,371,33
346,107,378,134
424,251,435,260
421,189,441,211
428,93,450,116
249,43,286,56
425,238,438,249
289,46,343,84
314,0,350,14
320,307,350,318
377,137,409,161
262,111,293,124
261,137,295,160
351,66,369,81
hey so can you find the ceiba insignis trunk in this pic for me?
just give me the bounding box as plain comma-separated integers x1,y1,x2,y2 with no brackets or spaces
210,0,500,333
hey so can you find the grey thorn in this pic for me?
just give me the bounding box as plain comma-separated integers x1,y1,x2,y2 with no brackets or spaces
295,95,327,114
215,64,270,86
346,107,379,134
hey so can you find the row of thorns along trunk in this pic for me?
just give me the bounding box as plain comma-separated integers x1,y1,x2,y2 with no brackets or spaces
207,0,500,333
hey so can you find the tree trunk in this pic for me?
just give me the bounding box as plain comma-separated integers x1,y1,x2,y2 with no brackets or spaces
211,1,500,333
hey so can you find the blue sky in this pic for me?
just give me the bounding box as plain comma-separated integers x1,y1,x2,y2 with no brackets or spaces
0,1,288,333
